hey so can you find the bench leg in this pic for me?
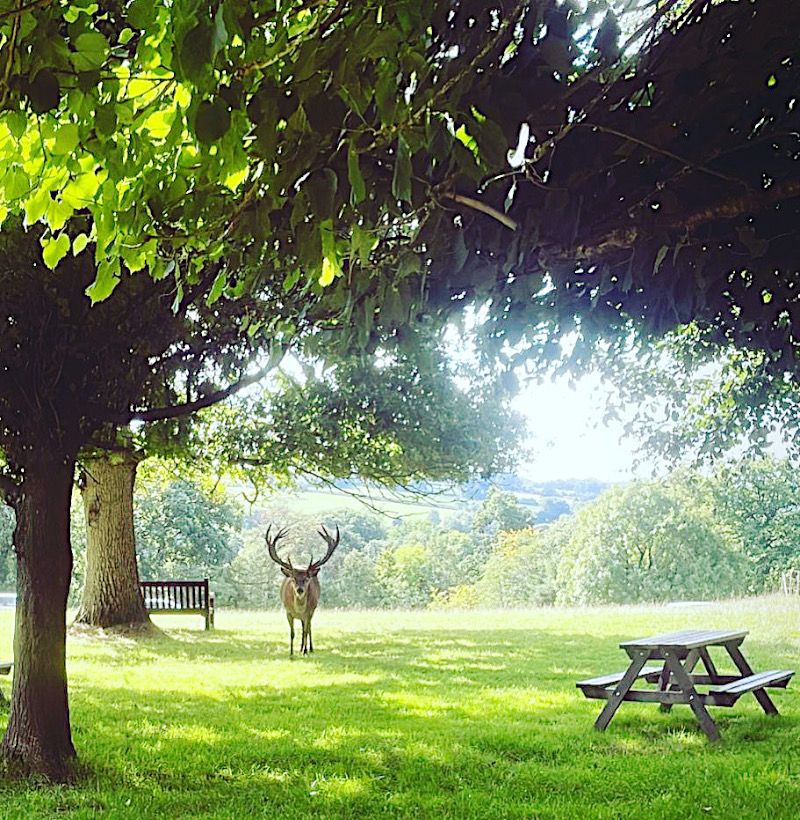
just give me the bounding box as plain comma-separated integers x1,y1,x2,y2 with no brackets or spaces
726,644,779,715
594,651,650,732
663,650,720,742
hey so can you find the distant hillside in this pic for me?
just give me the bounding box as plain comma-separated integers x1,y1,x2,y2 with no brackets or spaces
245,473,612,525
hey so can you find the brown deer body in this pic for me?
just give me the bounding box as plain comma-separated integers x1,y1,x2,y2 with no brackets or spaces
265,524,340,656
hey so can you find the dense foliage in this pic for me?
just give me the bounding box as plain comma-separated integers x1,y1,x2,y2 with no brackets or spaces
103,457,793,612
0,0,795,375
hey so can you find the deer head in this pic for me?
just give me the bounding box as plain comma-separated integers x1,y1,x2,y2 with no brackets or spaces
265,523,340,593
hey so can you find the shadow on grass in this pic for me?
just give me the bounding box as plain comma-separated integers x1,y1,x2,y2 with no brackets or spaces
2,614,797,818
58,624,799,818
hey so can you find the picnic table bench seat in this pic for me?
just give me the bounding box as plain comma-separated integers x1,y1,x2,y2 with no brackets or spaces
707,669,794,706
139,579,215,630
577,665,663,693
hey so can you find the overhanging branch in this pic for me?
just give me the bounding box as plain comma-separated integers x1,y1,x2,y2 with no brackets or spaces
447,194,519,231
575,179,800,256
130,365,275,424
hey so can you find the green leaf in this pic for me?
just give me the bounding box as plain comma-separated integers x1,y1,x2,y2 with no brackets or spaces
348,140,366,205
319,218,337,260
304,168,338,221
4,167,29,200
207,269,227,304
194,100,231,144
180,23,213,82
24,188,51,225
452,229,468,272
52,123,80,155
61,172,101,208
5,110,27,139
46,198,75,231
474,118,509,169
27,69,60,114
85,258,121,302
653,244,669,275
319,255,339,287
375,61,398,124
392,135,412,204
165,103,184,147
72,233,89,255
72,31,110,71
42,233,70,269
212,4,228,57
350,223,375,267
398,251,421,277
95,105,118,137
127,0,156,30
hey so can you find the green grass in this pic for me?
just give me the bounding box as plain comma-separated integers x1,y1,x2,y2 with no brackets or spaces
1,598,799,819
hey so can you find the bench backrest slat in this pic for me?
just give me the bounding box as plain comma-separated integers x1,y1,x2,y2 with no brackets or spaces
139,580,212,628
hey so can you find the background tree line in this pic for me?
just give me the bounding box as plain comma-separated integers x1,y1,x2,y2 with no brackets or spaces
3,456,795,610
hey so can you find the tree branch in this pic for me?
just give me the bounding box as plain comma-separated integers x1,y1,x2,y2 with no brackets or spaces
129,363,279,424
575,179,800,256
447,194,519,231
579,122,748,187
0,0,53,23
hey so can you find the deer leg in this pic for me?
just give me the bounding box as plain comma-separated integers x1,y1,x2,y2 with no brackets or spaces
308,620,313,654
300,619,309,655
287,613,294,657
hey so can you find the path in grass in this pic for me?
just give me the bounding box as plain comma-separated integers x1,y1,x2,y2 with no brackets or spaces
0,598,798,819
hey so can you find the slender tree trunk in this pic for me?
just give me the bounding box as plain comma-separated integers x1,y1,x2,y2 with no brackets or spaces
73,452,150,628
0,449,76,781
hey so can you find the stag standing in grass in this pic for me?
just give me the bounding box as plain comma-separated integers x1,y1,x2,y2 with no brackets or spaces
265,524,340,656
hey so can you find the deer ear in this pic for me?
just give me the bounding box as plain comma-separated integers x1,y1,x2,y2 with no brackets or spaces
308,567,320,577
280,567,292,577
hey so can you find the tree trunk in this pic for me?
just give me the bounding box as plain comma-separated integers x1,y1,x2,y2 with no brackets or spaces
73,452,150,628
0,449,76,781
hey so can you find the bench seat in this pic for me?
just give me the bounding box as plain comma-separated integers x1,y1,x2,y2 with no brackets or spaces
577,665,662,691
708,669,794,706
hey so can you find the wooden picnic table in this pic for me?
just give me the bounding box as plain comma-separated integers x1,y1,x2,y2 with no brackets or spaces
577,629,794,742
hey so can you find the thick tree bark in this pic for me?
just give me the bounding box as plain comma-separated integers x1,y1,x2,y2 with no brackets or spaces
73,452,150,628
0,449,76,781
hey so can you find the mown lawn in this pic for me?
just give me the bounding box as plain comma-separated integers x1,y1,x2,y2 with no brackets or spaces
0,597,799,819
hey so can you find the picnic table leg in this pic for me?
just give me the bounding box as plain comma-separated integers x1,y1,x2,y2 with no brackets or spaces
659,649,702,713
662,650,721,742
594,650,650,732
725,643,779,715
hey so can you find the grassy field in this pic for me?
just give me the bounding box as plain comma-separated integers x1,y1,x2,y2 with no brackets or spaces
1,597,799,819
245,485,469,520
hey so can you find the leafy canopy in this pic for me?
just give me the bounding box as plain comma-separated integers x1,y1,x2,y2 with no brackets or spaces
0,0,796,385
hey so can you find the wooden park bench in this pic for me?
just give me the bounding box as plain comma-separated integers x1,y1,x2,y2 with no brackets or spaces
139,579,215,630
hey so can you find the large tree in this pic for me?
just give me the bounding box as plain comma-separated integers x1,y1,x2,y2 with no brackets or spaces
0,226,287,777
0,0,796,781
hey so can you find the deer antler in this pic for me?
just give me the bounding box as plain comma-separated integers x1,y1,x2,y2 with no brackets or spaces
309,524,340,570
265,524,293,571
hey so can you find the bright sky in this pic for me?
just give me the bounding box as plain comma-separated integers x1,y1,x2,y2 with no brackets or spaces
512,374,648,483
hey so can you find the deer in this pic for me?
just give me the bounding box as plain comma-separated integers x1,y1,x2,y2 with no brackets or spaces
265,523,340,657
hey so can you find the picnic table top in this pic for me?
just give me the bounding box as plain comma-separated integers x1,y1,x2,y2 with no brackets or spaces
620,629,749,651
